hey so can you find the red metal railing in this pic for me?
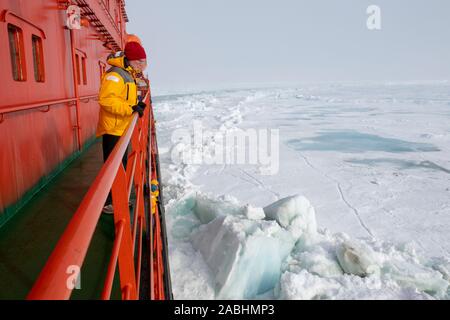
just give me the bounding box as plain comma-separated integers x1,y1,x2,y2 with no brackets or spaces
27,90,171,300
148,103,172,300
0,94,98,152
70,0,123,51
0,94,98,118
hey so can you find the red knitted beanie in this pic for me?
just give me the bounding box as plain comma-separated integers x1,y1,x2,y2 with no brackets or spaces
124,42,147,61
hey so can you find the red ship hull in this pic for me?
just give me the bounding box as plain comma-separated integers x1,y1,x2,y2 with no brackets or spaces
0,0,128,223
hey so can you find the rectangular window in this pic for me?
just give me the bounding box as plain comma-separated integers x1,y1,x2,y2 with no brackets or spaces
32,35,45,82
81,57,87,85
8,24,26,81
75,53,81,85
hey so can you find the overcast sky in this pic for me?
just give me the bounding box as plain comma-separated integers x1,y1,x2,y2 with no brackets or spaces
125,0,450,93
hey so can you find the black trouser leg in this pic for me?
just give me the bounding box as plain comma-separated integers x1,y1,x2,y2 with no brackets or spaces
103,134,128,205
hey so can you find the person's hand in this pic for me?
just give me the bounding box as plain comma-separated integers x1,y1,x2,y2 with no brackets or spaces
138,101,147,110
132,104,145,118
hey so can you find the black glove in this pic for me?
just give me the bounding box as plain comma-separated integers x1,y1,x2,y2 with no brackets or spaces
138,101,147,110
132,105,144,118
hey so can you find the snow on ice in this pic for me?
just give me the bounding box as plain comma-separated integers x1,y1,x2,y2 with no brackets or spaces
154,83,450,300
166,192,449,300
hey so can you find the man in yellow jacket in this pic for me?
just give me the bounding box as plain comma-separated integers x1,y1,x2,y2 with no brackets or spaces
97,41,148,214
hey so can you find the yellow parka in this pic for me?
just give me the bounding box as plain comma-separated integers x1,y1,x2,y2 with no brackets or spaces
96,52,138,137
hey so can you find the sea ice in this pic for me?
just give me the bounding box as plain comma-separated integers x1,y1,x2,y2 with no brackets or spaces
156,84,450,300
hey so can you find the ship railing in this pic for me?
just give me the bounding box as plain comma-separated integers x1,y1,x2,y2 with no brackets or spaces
0,94,98,123
0,94,99,152
27,91,158,300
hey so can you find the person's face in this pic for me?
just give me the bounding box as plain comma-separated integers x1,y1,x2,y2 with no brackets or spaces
129,59,148,72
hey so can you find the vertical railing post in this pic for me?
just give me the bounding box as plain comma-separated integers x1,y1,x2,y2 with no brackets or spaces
148,104,155,300
111,164,138,300
26,91,165,300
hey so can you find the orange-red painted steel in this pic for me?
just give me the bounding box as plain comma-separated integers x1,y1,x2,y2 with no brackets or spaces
111,161,138,300
0,95,98,115
101,219,125,300
2,0,171,301
28,93,151,300
0,0,127,214
149,104,167,300
70,28,82,150
28,91,171,300
27,110,140,299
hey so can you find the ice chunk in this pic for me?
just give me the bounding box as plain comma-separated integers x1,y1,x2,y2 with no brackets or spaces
192,193,244,224
263,195,317,240
244,205,265,220
336,241,380,277
191,215,295,299
290,244,344,278
428,257,450,282
384,259,449,298
167,194,201,240
169,242,216,299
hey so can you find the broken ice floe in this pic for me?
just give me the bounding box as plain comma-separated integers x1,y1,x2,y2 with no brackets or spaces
167,193,449,299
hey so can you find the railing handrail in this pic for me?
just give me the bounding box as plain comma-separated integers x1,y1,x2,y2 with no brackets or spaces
27,92,145,299
25,88,173,300
0,94,99,115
